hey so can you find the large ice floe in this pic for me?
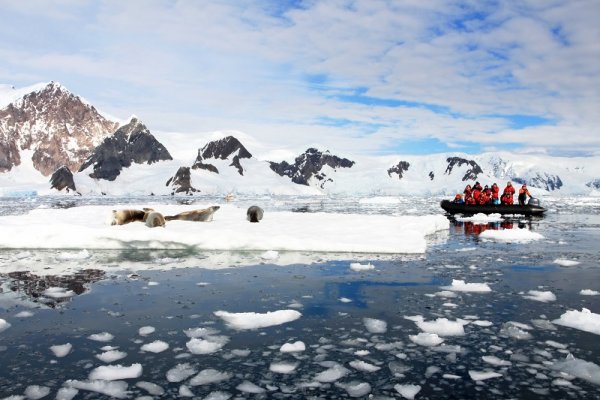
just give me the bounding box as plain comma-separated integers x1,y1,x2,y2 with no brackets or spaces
0,204,448,253
479,227,544,243
553,308,600,335
214,309,301,330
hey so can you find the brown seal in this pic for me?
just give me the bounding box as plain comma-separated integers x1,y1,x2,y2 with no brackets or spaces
145,211,166,228
246,205,264,223
111,208,155,225
164,206,221,222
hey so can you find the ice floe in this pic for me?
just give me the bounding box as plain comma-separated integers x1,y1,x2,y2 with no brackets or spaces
166,363,197,383
394,384,421,399
550,354,600,386
0,318,11,333
24,385,50,399
456,213,503,223
42,287,75,299
522,290,556,302
407,316,468,336
269,361,299,374
336,381,372,397
442,279,492,292
363,317,387,333
88,332,114,342
135,381,164,395
214,309,301,330
50,343,72,358
482,355,512,366
553,258,581,267
186,336,229,354
314,363,350,382
553,308,600,335
280,341,306,353
189,369,233,386
88,363,142,381
64,380,128,398
479,228,544,243
140,340,169,353
409,332,445,346
580,289,599,296
350,262,375,271
349,360,381,372
96,350,127,363
138,326,155,336
236,381,265,394
469,370,503,381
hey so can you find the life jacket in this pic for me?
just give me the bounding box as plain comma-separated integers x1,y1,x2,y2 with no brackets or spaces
491,186,499,199
503,185,515,196
473,189,481,201
478,192,489,205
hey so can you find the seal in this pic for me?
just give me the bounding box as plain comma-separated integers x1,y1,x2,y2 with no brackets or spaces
246,205,264,223
164,206,221,222
145,211,166,228
111,208,155,225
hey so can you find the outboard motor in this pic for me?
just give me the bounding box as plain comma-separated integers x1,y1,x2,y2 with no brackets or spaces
528,198,540,207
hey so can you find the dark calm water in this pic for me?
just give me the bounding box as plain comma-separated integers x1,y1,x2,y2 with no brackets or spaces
0,195,599,399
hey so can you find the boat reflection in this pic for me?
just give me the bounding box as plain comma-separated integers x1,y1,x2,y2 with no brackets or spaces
451,218,533,236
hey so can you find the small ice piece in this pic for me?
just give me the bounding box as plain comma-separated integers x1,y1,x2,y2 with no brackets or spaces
456,213,503,223
425,366,441,378
349,360,381,372
553,259,580,267
15,311,34,318
336,381,372,397
339,297,352,303
409,332,444,347
469,370,503,381
479,228,544,243
50,343,72,358
179,385,194,397
261,250,279,260
499,322,533,340
136,381,165,396
88,332,114,342
551,354,600,385
523,290,556,302
443,374,461,380
56,249,91,261
432,290,458,298
350,262,375,271
96,350,127,364
186,336,229,354
141,340,169,353
64,380,128,398
363,318,387,333
88,364,142,381
203,391,232,400
24,385,51,399
442,279,491,293
394,384,421,399
354,350,370,356
147,281,159,286
472,320,493,327
545,340,567,349
183,327,219,338
138,326,155,336
166,363,197,383
42,287,76,299
214,310,301,330
415,317,468,337
482,355,512,366
280,341,306,353
269,361,299,374
56,387,78,400
189,369,233,386
230,349,251,357
580,289,599,296
553,308,600,335
314,363,350,382
236,381,265,394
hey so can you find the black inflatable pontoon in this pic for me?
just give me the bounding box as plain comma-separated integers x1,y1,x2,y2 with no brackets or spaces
440,200,546,216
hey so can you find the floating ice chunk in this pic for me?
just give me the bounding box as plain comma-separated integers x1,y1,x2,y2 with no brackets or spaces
230,349,251,357
189,369,233,386
394,384,421,399
42,287,75,299
261,250,279,260
314,363,350,382
479,228,544,243
179,385,194,397
55,387,78,400
472,320,493,327
214,309,301,330
350,262,375,271
203,391,232,400
141,340,169,353
88,332,114,342
425,366,441,378
499,322,533,340
339,297,352,303
363,318,387,333
469,370,502,381
50,343,72,358
138,326,155,336
580,289,599,296
545,340,567,349
135,381,164,395
551,354,600,385
89,363,142,381
270,361,299,374
349,360,381,372
0,319,12,333
56,249,91,261
553,308,600,335
456,213,503,223
236,381,265,394
96,350,127,364
409,332,444,347
553,259,580,267
442,374,461,380
280,341,306,353
354,350,370,356
336,381,372,397
432,290,458,298
482,355,512,366
14,311,34,318
531,319,556,331
64,380,128,398
147,281,159,286
414,317,468,337
186,336,229,354
24,385,50,399
183,327,219,338
442,279,491,293
166,363,197,383
523,290,557,303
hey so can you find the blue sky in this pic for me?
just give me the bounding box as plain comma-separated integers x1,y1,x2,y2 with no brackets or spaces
0,0,598,157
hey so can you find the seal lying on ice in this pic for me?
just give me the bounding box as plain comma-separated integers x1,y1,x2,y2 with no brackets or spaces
164,206,220,222
246,206,264,223
111,208,154,225
145,211,166,228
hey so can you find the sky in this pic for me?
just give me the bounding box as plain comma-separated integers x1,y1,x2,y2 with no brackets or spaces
0,0,599,158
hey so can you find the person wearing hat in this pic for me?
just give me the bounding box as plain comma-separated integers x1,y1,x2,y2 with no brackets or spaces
518,184,532,206
501,181,515,205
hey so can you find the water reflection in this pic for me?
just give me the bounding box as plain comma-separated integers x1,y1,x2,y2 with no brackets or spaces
450,218,538,237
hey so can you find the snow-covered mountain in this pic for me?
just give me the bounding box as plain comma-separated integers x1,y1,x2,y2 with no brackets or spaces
0,82,118,176
1,82,599,197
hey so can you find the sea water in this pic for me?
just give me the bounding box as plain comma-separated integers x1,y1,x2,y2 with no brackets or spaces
0,195,599,399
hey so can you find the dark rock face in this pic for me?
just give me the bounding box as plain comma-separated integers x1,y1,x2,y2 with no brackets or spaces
387,161,410,179
445,157,483,181
192,136,252,175
269,148,355,188
429,171,435,180
166,166,198,195
586,179,600,189
79,118,172,181
49,165,76,192
513,173,563,191
0,82,118,175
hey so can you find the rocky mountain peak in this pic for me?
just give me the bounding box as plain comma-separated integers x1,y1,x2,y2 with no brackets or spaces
444,157,483,181
192,135,252,175
0,81,119,175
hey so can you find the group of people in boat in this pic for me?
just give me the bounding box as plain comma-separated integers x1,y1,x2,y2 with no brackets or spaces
453,181,532,206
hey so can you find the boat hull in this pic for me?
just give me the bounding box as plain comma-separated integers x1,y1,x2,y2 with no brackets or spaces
440,200,546,216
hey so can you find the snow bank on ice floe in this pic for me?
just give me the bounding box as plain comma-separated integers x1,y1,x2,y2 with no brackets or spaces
0,204,448,254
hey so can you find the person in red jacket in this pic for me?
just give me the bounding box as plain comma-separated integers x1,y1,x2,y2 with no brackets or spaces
472,185,482,204
491,183,500,204
479,188,490,205
463,184,473,204
518,184,532,206
502,181,515,205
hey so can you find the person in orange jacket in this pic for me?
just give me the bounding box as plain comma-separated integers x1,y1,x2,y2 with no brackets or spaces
502,181,515,205
518,184,532,206
491,183,500,205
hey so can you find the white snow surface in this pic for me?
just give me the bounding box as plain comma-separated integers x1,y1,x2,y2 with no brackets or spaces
280,341,306,353
522,290,557,302
553,308,600,335
553,259,581,267
88,363,143,381
479,228,544,243
0,204,448,254
442,279,492,293
214,309,301,330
